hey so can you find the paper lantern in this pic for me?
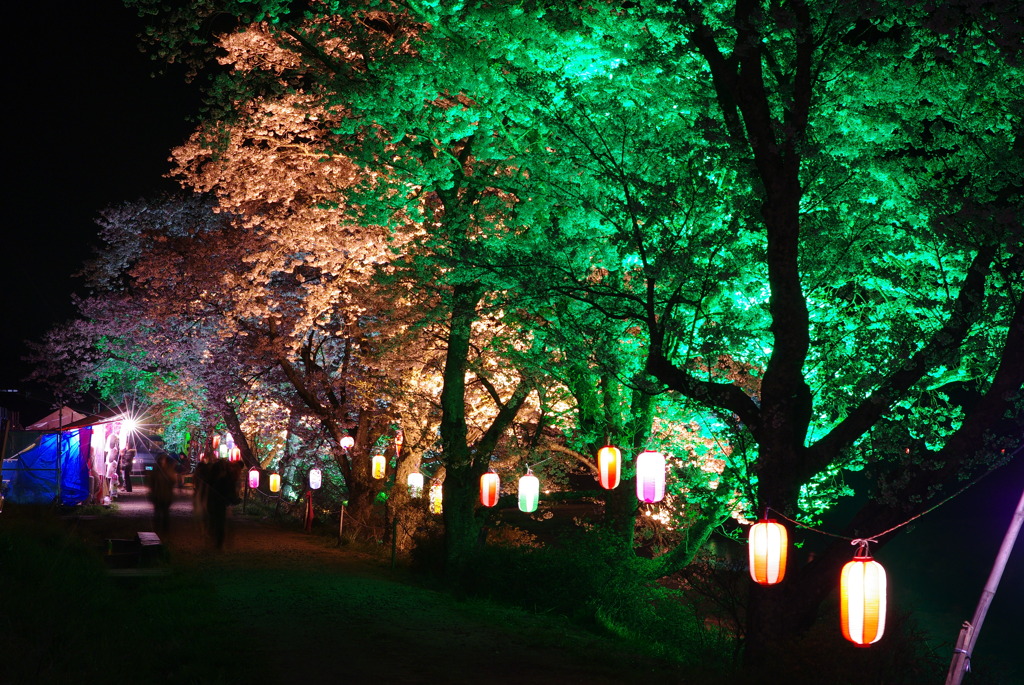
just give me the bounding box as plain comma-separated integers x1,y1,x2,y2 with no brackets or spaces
309,468,322,490
340,435,355,449
229,447,242,462
748,519,788,585
597,445,621,489
395,431,404,457
480,471,500,507
429,481,443,514
248,468,260,489
841,554,887,646
518,470,540,513
269,472,281,493
407,472,424,498
635,450,666,503
212,434,220,450
218,443,229,459
372,454,386,479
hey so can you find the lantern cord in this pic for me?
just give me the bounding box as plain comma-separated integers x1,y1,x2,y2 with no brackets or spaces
766,465,1000,544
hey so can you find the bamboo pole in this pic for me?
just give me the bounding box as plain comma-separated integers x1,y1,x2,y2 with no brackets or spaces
945,482,1024,684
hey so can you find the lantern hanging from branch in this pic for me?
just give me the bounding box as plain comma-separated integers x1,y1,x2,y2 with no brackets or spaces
748,519,788,585
635,450,666,503
407,472,424,498
269,472,281,493
518,469,539,513
218,443,229,460
248,467,260,489
229,447,241,462
429,480,443,514
340,435,355,450
480,471,500,507
840,541,887,646
212,434,220,450
309,468,322,490
597,445,621,490
372,455,386,479
394,430,404,457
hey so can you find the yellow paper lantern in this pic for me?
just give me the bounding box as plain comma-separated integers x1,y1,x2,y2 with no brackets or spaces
269,472,281,493
372,454,386,479
748,519,787,585
429,481,443,514
407,472,424,498
597,445,621,490
841,551,887,646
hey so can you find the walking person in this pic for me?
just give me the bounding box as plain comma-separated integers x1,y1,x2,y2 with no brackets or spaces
119,448,136,493
147,454,177,535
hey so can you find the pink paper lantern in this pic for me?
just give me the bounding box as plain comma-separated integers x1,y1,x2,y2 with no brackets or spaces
635,450,665,503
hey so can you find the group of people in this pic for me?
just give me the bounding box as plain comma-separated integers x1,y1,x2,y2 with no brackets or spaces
99,445,136,505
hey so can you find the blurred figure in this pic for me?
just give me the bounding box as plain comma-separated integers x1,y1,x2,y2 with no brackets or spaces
119,448,136,493
196,458,242,549
147,454,177,534
105,451,120,502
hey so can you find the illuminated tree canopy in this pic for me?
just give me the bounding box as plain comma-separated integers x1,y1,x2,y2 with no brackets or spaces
35,0,1017,661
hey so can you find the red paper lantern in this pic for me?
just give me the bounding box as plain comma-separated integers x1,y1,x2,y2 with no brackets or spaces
597,445,621,490
480,471,500,507
212,434,220,450
635,450,665,503
748,519,787,585
229,447,241,462
841,551,887,646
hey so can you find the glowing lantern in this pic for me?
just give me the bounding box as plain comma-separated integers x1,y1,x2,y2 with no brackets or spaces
635,450,666,503
229,447,241,462
340,435,355,449
395,430,404,457
372,455,386,479
429,481,443,514
309,468,322,490
748,519,788,585
518,470,539,513
218,443,229,459
597,445,621,490
212,434,220,450
269,473,281,493
840,548,887,646
480,471,500,507
248,468,260,489
407,472,424,498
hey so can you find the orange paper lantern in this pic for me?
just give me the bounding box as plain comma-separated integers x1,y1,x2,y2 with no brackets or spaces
748,519,787,585
597,445,621,490
841,553,887,646
269,472,281,493
480,471,500,507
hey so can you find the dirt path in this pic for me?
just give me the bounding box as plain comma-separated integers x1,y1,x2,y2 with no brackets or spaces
57,487,689,685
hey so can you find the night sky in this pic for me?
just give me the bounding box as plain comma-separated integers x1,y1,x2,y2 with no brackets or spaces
3,1,199,403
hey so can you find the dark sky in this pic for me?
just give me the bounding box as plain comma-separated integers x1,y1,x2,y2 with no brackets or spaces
3,1,199,407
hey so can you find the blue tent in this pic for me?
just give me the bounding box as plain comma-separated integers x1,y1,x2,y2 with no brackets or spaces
2,428,92,506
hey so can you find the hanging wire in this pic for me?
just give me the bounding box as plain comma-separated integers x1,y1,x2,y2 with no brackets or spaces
767,461,1005,544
